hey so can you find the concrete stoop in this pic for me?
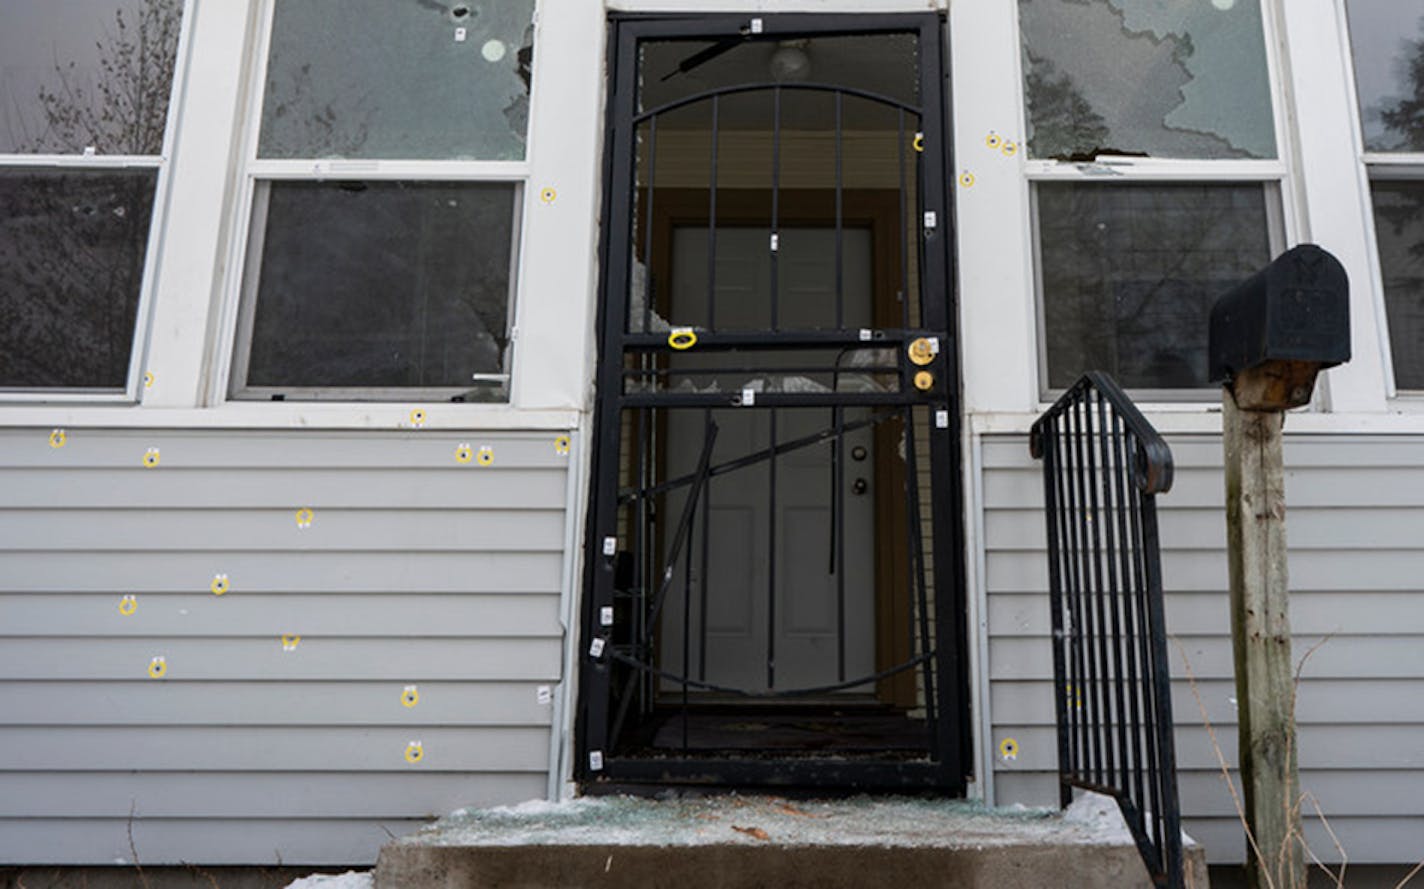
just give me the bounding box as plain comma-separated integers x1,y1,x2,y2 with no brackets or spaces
374,794,1210,889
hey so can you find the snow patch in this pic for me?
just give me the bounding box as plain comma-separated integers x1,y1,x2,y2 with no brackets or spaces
1063,791,1129,833
487,797,606,817
283,871,373,889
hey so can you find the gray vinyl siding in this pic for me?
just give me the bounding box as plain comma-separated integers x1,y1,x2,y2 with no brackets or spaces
0,428,572,866
981,432,1424,865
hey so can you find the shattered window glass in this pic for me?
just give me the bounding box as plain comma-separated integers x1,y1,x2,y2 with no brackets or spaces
1346,0,1424,152
258,0,535,160
1037,182,1272,391
1366,181,1424,388
1019,0,1276,160
0,0,183,155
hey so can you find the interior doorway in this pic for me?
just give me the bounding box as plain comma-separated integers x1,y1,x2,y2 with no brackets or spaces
580,12,970,792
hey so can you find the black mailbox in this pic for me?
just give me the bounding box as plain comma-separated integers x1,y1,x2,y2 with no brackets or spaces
1209,244,1350,409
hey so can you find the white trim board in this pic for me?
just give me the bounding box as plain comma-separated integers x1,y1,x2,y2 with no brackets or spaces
0,404,582,432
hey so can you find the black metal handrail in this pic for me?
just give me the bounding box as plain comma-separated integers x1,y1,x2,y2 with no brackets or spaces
1029,371,1183,889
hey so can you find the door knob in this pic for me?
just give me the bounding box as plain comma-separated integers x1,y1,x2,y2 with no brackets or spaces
852,478,868,495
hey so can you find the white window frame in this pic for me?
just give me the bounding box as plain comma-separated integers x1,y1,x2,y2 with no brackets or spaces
212,0,538,404
1337,0,1424,404
0,0,195,404
1015,0,1299,407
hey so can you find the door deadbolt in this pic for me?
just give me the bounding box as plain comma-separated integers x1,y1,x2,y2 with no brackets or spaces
908,337,937,366
913,370,935,391
851,445,868,462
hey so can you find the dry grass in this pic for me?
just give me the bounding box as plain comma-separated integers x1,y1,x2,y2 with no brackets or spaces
1173,637,1422,889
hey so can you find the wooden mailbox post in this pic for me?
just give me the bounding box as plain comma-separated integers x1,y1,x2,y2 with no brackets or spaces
1208,244,1350,889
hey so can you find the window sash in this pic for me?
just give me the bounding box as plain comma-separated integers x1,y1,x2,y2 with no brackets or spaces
1030,178,1288,400
217,0,533,404
0,0,191,400
226,178,523,401
1361,164,1424,392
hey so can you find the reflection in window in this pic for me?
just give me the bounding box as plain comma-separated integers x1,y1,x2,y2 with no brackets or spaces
1019,0,1275,160
1037,183,1272,391
234,181,516,398
638,33,919,114
1346,1,1424,152
0,0,183,155
0,169,158,388
258,0,535,160
1367,181,1424,389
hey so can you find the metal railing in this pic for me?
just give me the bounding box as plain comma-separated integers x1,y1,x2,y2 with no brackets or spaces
1030,371,1184,889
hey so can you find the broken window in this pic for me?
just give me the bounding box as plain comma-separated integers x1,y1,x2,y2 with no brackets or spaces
1020,0,1283,396
1345,0,1424,390
231,0,536,401
258,0,535,160
1018,0,1276,160
0,0,185,392
232,181,516,397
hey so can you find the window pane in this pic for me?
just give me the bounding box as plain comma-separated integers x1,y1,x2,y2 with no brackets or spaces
1345,0,1424,152
0,0,183,155
0,169,157,388
258,0,535,160
239,181,516,396
1019,0,1276,160
1368,181,1424,388
638,32,920,114
1037,182,1272,391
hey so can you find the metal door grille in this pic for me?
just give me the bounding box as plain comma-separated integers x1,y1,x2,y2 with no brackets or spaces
580,13,969,792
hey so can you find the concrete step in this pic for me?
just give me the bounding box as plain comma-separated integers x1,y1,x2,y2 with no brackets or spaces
374,793,1209,889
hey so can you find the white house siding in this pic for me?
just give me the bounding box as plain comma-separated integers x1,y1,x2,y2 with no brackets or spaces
982,431,1424,864
0,427,572,865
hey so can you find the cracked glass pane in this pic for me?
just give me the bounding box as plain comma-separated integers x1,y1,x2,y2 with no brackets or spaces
1019,0,1276,160
1345,0,1424,152
1037,182,1272,391
1366,181,1424,388
0,0,183,155
258,0,535,160
238,180,515,396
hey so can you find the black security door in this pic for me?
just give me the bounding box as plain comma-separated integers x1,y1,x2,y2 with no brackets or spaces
580,13,970,792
